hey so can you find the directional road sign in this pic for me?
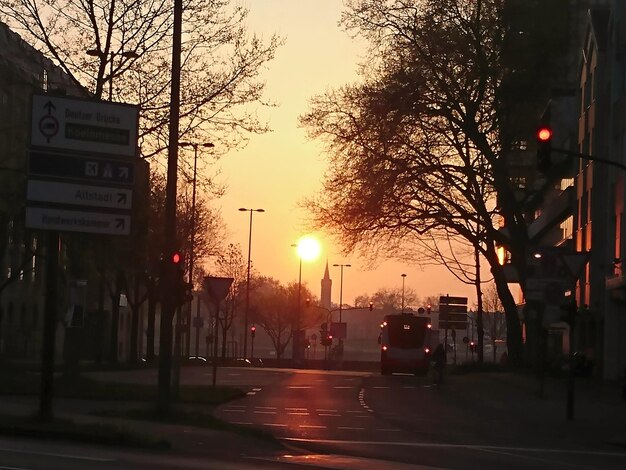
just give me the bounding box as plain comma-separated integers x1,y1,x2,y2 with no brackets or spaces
31,94,139,157
27,180,132,210
25,207,131,235
28,151,135,185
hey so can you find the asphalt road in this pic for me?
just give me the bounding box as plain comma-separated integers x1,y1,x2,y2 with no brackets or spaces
210,368,626,470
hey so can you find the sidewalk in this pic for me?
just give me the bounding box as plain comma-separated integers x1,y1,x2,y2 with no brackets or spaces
439,370,626,449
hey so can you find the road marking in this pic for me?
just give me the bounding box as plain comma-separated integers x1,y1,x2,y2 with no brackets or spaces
299,425,327,429
288,412,310,416
338,426,365,431
0,447,114,462
288,386,312,389
286,407,308,411
254,410,276,414
252,387,262,391
280,438,626,458
264,423,288,427
255,406,276,410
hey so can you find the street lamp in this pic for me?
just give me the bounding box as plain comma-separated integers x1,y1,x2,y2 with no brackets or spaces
290,243,303,362
401,273,407,313
239,208,265,359
180,141,214,358
333,263,351,355
86,49,139,101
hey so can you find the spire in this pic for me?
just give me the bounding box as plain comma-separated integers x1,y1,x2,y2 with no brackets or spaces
321,259,332,310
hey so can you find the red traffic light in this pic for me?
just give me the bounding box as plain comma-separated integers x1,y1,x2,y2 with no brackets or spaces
250,326,256,332
171,251,183,264
537,127,552,142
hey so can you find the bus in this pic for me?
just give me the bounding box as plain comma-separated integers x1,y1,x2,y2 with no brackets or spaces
379,313,433,376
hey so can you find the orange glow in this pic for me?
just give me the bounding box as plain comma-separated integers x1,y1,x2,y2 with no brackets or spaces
537,127,552,141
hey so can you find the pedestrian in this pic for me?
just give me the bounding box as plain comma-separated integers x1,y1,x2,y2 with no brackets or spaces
432,343,445,385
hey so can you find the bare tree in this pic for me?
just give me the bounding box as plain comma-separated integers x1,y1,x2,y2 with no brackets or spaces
300,0,555,364
1,1,283,157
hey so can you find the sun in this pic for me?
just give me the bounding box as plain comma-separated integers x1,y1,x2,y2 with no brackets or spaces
297,235,322,262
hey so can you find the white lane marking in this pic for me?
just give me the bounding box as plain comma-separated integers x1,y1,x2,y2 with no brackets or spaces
299,425,327,429
255,406,276,410
263,423,288,427
338,426,365,431
0,447,114,462
253,410,276,414
288,412,310,416
280,438,626,458
285,407,308,411
316,409,338,413
252,388,262,391
246,391,257,396
288,386,311,389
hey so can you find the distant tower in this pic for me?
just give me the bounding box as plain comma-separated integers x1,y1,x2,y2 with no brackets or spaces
321,260,332,310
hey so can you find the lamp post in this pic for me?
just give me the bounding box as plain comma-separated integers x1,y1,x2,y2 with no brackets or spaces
291,244,303,362
332,263,351,353
86,49,139,101
239,208,265,359
401,273,407,313
180,141,214,358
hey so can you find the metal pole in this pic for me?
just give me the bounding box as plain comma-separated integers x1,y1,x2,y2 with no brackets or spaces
401,273,406,313
157,0,183,416
108,54,113,101
244,210,253,359
187,144,198,358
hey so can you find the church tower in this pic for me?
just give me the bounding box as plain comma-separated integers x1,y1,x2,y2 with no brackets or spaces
320,260,332,310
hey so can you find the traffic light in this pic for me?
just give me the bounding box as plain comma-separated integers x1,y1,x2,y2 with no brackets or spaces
369,301,374,311
250,325,256,339
469,341,476,353
426,304,431,315
536,126,553,173
171,250,184,266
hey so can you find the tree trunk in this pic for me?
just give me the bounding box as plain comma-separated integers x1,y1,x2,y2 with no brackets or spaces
146,289,157,363
108,271,123,364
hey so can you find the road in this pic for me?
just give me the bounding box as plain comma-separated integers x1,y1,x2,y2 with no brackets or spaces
211,367,626,469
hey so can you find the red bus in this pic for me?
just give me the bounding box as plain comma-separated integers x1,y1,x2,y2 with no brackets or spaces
379,313,433,376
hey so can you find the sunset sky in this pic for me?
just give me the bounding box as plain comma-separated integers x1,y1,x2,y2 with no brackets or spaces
215,0,480,307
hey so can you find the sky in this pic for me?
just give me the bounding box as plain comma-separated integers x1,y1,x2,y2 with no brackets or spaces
214,0,480,308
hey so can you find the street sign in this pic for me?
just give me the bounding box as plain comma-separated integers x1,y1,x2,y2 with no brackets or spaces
439,296,468,305
439,295,468,330
28,151,135,185
27,180,132,210
30,94,139,157
25,207,130,235
439,304,468,314
204,276,234,302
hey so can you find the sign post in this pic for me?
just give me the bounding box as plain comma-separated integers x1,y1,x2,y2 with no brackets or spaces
439,295,468,364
